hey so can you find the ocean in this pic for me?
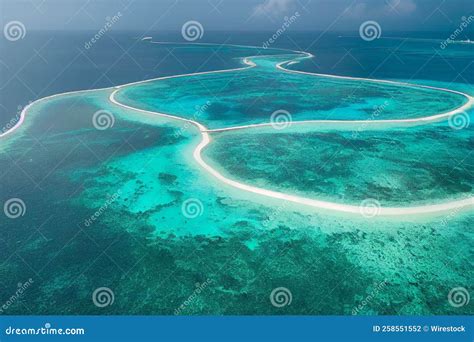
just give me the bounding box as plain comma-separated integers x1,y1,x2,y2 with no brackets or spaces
0,30,472,315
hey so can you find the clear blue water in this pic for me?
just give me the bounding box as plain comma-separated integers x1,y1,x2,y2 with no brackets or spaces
0,31,472,315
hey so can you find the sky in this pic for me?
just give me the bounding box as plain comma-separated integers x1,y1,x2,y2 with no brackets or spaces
1,0,474,33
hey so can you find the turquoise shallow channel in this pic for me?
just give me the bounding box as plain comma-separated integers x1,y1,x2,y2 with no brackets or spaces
0,41,473,315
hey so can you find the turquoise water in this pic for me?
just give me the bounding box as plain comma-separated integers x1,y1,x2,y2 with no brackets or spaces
115,54,467,129
204,122,473,206
1,38,473,315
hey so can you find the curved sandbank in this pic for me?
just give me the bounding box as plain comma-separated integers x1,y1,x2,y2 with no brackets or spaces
114,48,474,132
3,41,472,140
109,89,474,217
107,45,474,216
2,41,473,216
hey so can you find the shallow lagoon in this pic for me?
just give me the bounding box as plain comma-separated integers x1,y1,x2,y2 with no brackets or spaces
205,122,473,206
115,54,467,129
0,42,472,316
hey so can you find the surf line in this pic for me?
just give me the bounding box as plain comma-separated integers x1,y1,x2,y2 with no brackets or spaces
110,89,474,217
108,48,474,216
3,40,472,139
3,41,473,216
114,42,474,134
